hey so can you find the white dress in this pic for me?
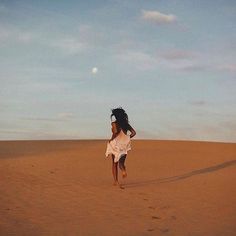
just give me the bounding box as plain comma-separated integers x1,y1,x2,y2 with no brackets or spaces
105,129,131,163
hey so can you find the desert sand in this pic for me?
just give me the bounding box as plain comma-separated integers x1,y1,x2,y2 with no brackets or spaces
0,140,235,236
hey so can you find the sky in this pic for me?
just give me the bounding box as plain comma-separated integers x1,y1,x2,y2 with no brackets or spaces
0,0,236,142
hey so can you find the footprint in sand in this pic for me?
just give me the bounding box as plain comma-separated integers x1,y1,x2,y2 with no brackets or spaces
152,216,161,220
171,215,177,220
159,228,169,233
143,198,149,201
160,205,170,210
148,206,155,210
147,228,155,232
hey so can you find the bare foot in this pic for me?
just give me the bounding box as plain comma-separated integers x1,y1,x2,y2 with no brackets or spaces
113,181,119,186
118,183,125,189
113,181,125,189
122,171,127,178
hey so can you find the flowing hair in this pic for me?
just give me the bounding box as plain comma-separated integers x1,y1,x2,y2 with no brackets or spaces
111,107,130,132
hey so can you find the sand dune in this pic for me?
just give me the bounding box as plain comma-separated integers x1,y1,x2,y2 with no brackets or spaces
0,140,235,236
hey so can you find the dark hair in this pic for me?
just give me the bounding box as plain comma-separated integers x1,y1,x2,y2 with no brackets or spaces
111,107,130,132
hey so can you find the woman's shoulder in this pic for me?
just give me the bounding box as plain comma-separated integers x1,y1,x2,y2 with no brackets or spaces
111,121,117,126
111,121,120,129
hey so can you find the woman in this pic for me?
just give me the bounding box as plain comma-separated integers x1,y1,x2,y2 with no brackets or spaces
105,107,136,188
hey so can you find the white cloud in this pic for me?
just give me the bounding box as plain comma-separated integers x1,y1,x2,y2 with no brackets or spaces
51,37,87,54
141,10,177,24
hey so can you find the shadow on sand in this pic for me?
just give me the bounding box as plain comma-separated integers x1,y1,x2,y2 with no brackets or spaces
124,159,236,188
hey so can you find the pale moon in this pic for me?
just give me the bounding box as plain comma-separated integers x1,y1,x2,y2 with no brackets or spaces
92,67,98,74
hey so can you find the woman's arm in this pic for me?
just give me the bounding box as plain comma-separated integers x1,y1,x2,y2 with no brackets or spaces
109,122,120,142
129,125,136,138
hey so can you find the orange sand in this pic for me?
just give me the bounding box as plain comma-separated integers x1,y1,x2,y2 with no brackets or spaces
0,140,235,236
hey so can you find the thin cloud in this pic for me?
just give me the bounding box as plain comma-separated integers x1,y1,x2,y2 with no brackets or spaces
135,129,159,139
223,120,236,131
218,64,236,73
21,117,65,122
141,10,177,24
116,50,158,70
78,24,104,45
17,32,34,43
57,113,74,119
190,101,206,106
21,113,74,122
49,25,101,54
0,25,35,44
0,128,79,140
161,49,196,60
180,63,236,73
179,64,210,72
50,37,87,55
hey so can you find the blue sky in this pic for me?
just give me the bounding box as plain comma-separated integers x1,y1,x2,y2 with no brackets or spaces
0,0,236,141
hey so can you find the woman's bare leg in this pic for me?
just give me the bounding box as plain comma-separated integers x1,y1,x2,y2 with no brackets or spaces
112,155,118,185
119,155,127,178
112,155,124,189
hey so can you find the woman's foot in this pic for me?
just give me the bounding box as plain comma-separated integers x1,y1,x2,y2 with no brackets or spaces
113,181,125,189
118,184,125,189
122,171,127,178
113,181,119,186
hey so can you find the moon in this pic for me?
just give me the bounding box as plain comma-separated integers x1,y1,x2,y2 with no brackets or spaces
92,67,98,74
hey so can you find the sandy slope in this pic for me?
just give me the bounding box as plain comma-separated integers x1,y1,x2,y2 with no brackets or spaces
0,140,235,236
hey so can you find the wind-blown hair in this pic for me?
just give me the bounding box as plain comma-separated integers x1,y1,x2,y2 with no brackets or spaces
111,107,130,132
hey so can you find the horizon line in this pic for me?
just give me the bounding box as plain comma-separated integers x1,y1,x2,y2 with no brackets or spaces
0,139,235,144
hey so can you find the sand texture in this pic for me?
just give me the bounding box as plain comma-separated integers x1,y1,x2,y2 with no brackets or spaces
0,140,236,236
